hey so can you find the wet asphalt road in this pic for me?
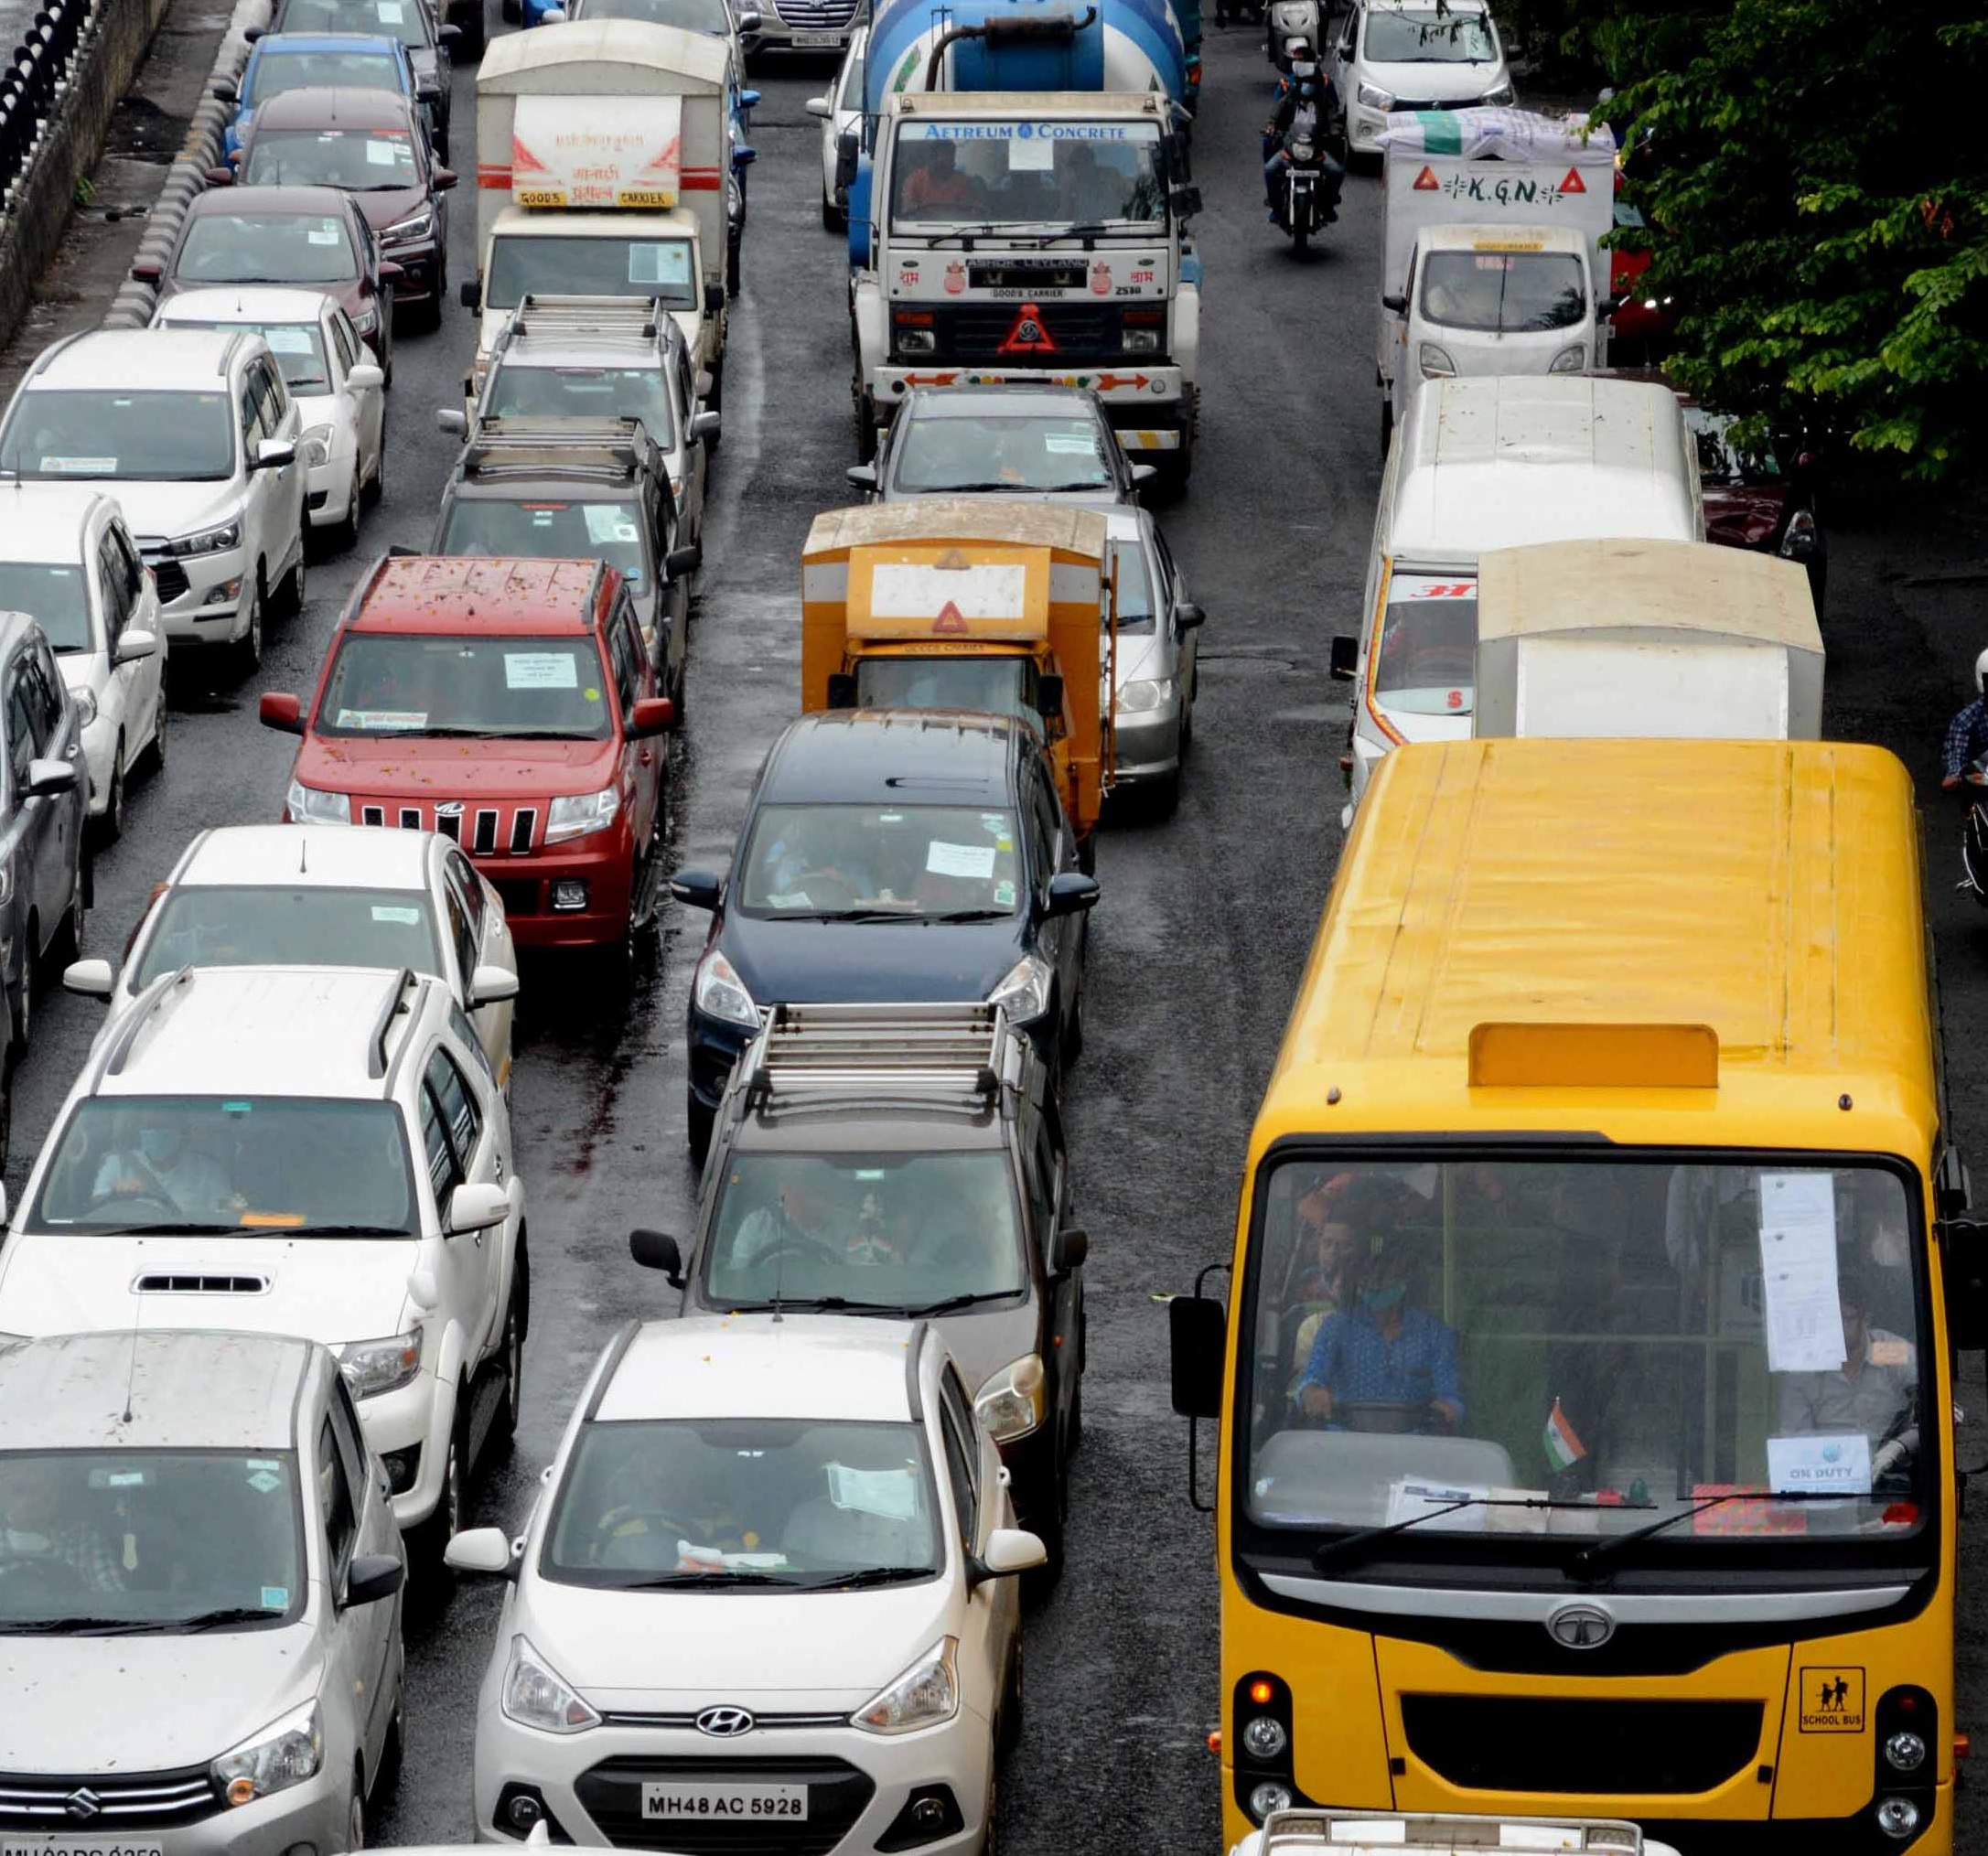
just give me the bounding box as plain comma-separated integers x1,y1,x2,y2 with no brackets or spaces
16,10,1988,1852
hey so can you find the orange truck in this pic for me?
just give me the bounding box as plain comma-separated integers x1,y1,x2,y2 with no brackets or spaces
800,500,1117,847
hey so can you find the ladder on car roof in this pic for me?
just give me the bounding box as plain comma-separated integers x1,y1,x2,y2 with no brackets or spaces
736,1002,1026,1113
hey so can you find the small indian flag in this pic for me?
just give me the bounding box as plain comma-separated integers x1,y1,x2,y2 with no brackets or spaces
1543,1398,1587,1473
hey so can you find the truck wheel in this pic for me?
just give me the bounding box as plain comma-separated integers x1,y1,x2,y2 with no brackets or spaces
1379,398,1393,456
687,1087,715,1165
854,387,878,462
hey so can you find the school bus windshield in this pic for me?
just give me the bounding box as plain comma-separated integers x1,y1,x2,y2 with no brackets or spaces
1241,1153,1930,1557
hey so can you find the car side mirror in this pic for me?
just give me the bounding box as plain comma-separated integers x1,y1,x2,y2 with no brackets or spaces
446,1181,510,1233
259,691,305,734
696,369,714,398
459,278,481,311
444,1526,518,1578
347,362,383,392
113,628,159,665
844,463,878,492
669,867,724,911
541,4,564,16
1329,633,1359,681
435,168,458,191
1174,600,1204,632
825,671,857,710
1043,871,1099,918
1596,295,1621,319
1049,1224,1088,1275
439,20,463,40
968,1527,1047,1587
435,406,467,436
1036,671,1065,725
468,962,520,1007
689,410,721,445
1943,1215,1988,1350
25,758,75,799
255,436,296,471
666,543,704,582
1129,462,1156,486
805,95,830,118
738,88,760,109
704,281,725,314
834,128,858,193
1168,183,1202,220
1169,1291,1225,1418
737,7,762,25
732,145,758,171
1381,291,1407,315
627,695,676,739
130,259,163,284
62,957,114,1000
243,24,264,38
341,1551,404,1608
629,1227,684,1285
204,165,234,187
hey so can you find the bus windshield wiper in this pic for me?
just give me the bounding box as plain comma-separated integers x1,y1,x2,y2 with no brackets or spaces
1312,1495,1605,1572
1567,1488,1869,1579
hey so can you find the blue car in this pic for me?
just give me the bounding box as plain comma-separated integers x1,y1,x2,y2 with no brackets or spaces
219,32,420,158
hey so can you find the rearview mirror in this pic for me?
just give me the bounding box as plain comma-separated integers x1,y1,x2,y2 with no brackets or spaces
379,260,406,284
129,259,163,284
25,758,75,799
1049,1224,1088,1275
704,281,725,314
468,962,520,1007
113,629,159,666
1129,463,1156,486
1043,871,1099,918
204,165,234,187
968,1528,1047,1586
259,692,304,734
689,410,721,445
1169,1292,1225,1418
669,867,724,911
834,128,858,194
439,20,463,40
737,6,762,25
435,406,467,436
628,696,675,739
435,168,458,191
1328,633,1359,681
1168,183,1202,220
1174,600,1205,633
1036,671,1065,725
459,278,481,311
804,96,830,118
210,79,237,102
665,543,703,582
844,462,878,492
347,362,383,392
1944,1216,1988,1350
445,1527,517,1577
1381,291,1407,315
62,958,113,1000
446,1181,510,1233
255,437,296,471
342,1552,404,1608
825,671,857,710
629,1227,684,1285
738,89,760,109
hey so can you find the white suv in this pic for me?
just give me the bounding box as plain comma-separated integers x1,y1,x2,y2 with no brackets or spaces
446,1314,1042,1855
0,963,528,1565
0,327,308,673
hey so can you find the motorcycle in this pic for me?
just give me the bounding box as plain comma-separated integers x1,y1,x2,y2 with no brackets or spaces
1960,759,1988,904
1266,0,1318,69
1267,97,1342,251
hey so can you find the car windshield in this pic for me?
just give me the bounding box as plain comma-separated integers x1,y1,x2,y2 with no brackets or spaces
175,213,357,285
488,365,675,446
889,121,1166,227
854,657,1035,724
277,0,430,47
737,802,1023,918
704,1151,1027,1309
437,498,649,585
1684,405,1782,487
1362,9,1497,60
1108,535,1156,632
133,885,441,989
1241,1157,1931,1557
1373,573,1475,717
0,392,233,484
168,319,330,392
29,1097,418,1235
486,236,698,312
0,563,91,652
0,1449,304,1632
544,1418,940,1586
1420,250,1587,334
892,413,1115,494
317,631,614,740
249,48,404,102
243,129,419,191
581,0,732,31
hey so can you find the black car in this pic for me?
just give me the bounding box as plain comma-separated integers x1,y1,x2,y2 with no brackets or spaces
672,709,1100,1160
263,0,461,156
632,1000,1087,1572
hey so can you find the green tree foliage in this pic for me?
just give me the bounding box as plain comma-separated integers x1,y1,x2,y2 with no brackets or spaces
1609,0,1988,477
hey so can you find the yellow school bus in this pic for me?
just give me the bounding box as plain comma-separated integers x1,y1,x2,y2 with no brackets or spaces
1170,736,1973,1856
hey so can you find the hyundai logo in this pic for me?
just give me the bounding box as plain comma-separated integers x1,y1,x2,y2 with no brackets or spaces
694,1706,757,1738
1545,1602,1616,1649
63,1790,102,1823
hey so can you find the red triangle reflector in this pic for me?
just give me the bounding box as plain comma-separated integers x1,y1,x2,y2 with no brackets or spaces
997,302,1058,354
933,600,970,635
1412,164,1439,191
1561,166,1586,193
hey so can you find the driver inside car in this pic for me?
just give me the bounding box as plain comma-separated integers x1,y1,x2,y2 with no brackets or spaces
91,1114,237,1222
1294,1239,1463,1433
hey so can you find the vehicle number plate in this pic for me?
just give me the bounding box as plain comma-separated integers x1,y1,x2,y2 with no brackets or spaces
4,1842,167,1856
643,1785,809,1821
790,29,842,44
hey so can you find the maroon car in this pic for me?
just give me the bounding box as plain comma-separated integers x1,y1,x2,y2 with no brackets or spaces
137,184,399,384
232,88,455,333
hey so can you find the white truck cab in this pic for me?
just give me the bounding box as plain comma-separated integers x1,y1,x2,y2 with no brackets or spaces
1332,375,1703,825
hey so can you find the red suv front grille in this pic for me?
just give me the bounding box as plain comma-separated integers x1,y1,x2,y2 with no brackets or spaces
359,800,539,854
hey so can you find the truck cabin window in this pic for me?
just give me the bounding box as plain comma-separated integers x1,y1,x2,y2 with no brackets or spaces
890,123,1166,228
485,236,698,312
1420,251,1586,335
1371,575,1475,717
854,657,1035,723
1242,1157,1929,1549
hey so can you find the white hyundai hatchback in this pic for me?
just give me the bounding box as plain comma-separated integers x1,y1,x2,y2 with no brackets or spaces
446,1314,1043,1856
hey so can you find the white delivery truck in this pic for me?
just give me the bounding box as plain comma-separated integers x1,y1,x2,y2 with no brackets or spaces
468,20,735,405
1329,374,1703,824
1376,108,1616,445
1474,537,1824,739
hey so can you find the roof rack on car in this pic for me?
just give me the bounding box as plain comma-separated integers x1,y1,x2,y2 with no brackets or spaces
368,967,417,1079
104,965,196,1079
733,1003,1024,1117
505,294,669,343
457,415,662,484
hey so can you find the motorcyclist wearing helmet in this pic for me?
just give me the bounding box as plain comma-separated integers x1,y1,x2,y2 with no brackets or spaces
1263,41,1346,221
1940,649,1988,789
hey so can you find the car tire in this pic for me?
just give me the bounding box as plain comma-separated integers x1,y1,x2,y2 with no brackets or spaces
285,545,307,618
365,432,385,505
854,379,878,462
0,1051,14,1175
981,1771,999,1856
996,1634,1023,1761
14,925,34,1058
147,698,167,775
346,1774,365,1852
1379,397,1393,457
492,1249,527,1454
1067,1355,1083,1457
99,737,125,845
409,1395,468,1578
1022,1447,1067,1600
1061,985,1084,1070
687,1086,715,1165
373,1702,404,1801
338,466,363,552
234,574,263,677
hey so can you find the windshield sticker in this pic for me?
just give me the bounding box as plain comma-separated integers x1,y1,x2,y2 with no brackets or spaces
766,891,812,908
377,0,404,15
261,1585,290,1608
1757,1172,1843,1373
825,1463,920,1521
364,139,401,166
371,905,423,925
306,228,339,245
337,708,427,729
584,504,641,546
628,242,693,285
926,841,996,880
87,1468,145,1488
994,879,1016,907
1043,434,1096,455
1383,1478,1491,1530
1767,1432,1872,1497
39,456,114,473
583,685,602,702
981,812,1005,832
246,1469,283,1494
503,651,578,690
263,327,316,352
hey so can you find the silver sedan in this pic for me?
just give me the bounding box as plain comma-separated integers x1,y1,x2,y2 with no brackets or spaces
1104,505,1203,815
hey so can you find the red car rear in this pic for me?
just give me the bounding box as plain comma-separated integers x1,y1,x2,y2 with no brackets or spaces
262,554,673,948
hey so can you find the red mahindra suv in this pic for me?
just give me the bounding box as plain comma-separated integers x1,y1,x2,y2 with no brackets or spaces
261,554,673,949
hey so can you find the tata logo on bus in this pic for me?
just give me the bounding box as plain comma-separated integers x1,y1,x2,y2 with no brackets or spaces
1544,1602,1615,1649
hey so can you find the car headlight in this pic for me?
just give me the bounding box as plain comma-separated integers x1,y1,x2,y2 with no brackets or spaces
501,1634,600,1734
851,1637,958,1735
286,778,350,826
1117,676,1175,714
338,1328,423,1399
71,688,98,729
1357,80,1394,110
381,208,435,248
212,1700,323,1807
1482,80,1514,105
974,1352,1046,1443
1418,342,1456,378
353,303,379,337
986,951,1052,1025
1779,508,1821,559
693,948,759,1027
545,786,620,844
1548,343,1588,372
301,423,336,467
161,519,241,558
1123,327,1161,354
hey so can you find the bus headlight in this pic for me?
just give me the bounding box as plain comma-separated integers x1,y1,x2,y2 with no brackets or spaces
1241,1716,1287,1759
1248,1782,1293,1821
1875,1797,1921,1840
1885,1730,1927,1772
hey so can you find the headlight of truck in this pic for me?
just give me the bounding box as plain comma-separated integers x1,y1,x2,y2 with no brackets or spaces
1418,343,1456,379
213,1700,322,1807
1548,343,1588,372
693,949,759,1027
851,1638,958,1735
162,519,241,558
1117,676,1175,714
1357,80,1395,111
338,1328,423,1399
301,423,336,467
986,951,1052,1025
1123,327,1161,354
975,1353,1047,1443
545,786,620,843
285,778,349,826
501,1635,600,1734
